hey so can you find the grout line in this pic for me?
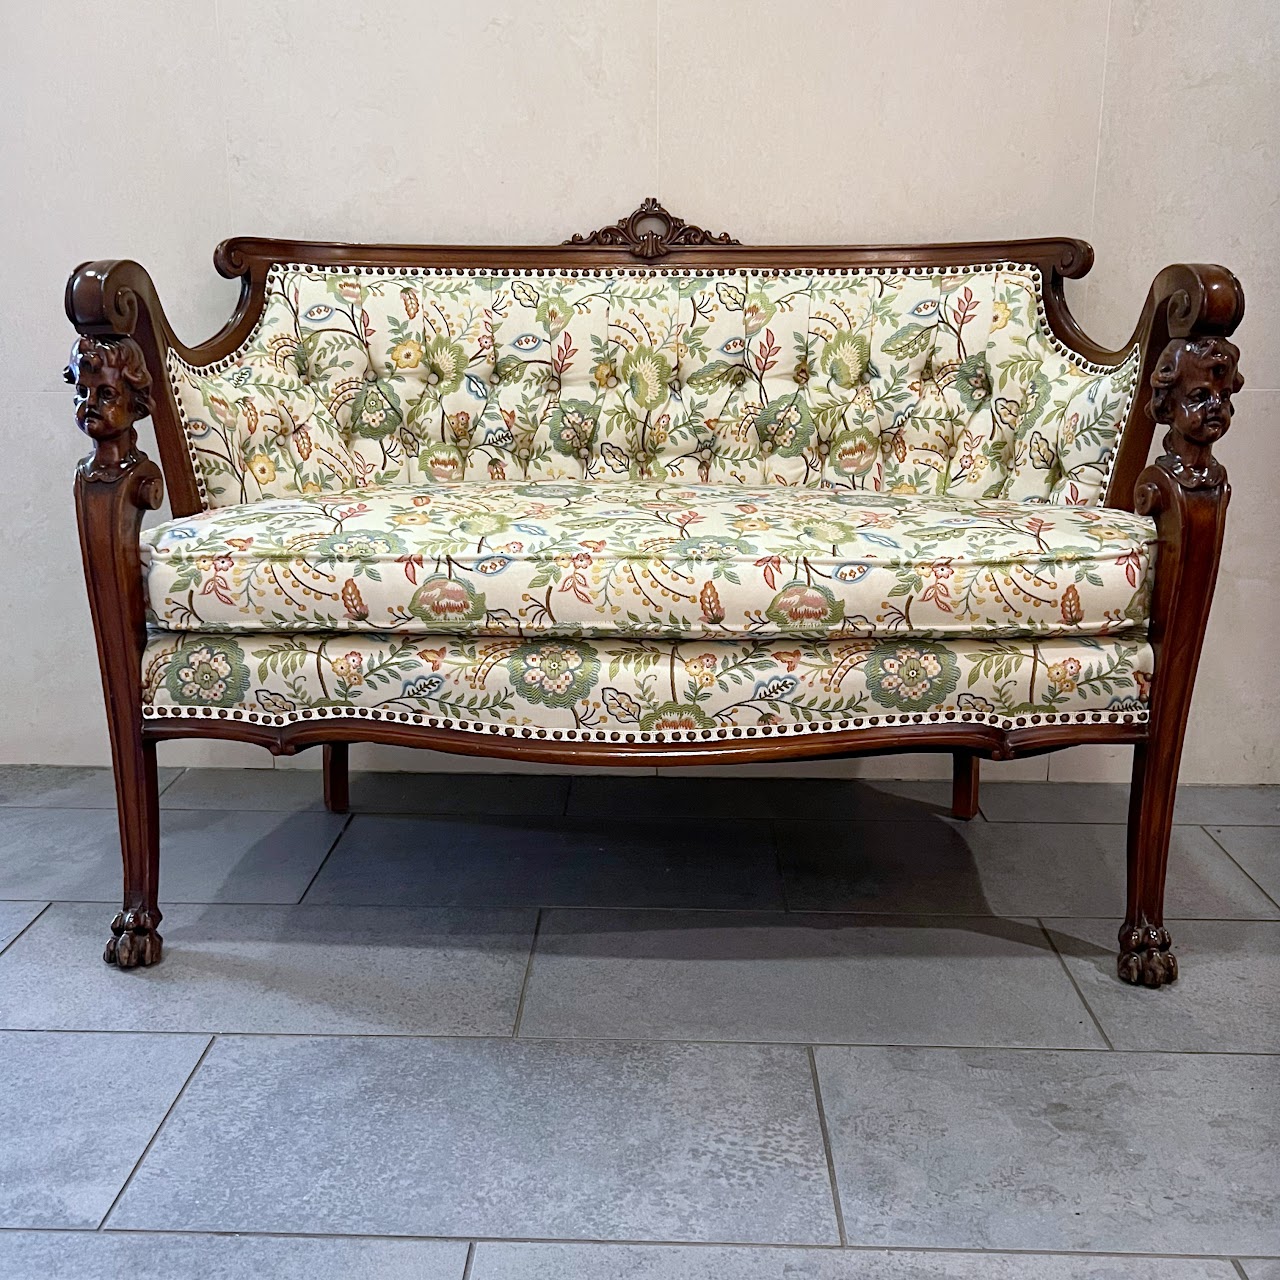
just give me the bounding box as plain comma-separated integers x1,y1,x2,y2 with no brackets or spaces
295,813,353,904
461,1240,476,1280
1232,1261,1251,1280
1086,0,1114,273
1038,917,1114,1050
3,1026,1278,1056
10,1221,1253,1263
1202,826,1280,913
156,768,185,798
0,902,52,958
510,909,543,1038
4,898,1279,924
807,1046,847,1246
96,1034,217,1230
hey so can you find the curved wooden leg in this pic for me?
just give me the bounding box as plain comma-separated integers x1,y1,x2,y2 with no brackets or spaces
1118,742,1178,987
324,742,350,814
951,752,980,820
105,737,163,968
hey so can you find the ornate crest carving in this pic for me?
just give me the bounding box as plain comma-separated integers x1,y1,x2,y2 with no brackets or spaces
564,197,740,260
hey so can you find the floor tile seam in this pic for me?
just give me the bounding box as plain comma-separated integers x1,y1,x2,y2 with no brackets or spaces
0,1223,1258,1262
462,1240,476,1279
27,902,1280,924
4,1027,1275,1058
295,812,353,904
95,1033,217,1231
157,769,185,798
0,903,52,958
1037,916,1115,1050
1232,1261,1251,1280
510,910,543,1038
806,1046,847,1246
1202,826,1280,913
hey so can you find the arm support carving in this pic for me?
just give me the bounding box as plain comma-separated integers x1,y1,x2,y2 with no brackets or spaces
66,260,203,515
66,329,168,969
1106,263,1244,506
1119,333,1243,986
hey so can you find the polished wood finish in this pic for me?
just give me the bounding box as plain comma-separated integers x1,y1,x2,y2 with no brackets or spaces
951,753,981,821
323,743,350,815
65,202,1244,983
1118,333,1244,986
65,333,166,967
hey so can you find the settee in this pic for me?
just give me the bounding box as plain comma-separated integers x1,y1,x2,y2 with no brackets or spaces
65,200,1245,986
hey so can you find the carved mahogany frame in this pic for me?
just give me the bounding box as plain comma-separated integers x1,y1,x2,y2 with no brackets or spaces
66,200,1244,984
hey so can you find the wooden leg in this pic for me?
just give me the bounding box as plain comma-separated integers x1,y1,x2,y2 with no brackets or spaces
104,736,163,968
324,742,350,814
1118,741,1179,987
951,752,980,820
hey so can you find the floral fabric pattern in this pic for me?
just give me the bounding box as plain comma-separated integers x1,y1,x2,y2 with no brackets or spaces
142,483,1154,641
168,264,1139,509
141,630,1153,740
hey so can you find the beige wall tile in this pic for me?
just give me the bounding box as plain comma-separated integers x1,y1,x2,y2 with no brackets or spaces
657,0,1109,244
217,0,659,243
1082,0,1279,386
0,1,237,396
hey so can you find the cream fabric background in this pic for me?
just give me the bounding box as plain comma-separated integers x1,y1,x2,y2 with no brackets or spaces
1,0,1275,781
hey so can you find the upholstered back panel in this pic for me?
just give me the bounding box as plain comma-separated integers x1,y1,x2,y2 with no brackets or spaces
168,263,1139,508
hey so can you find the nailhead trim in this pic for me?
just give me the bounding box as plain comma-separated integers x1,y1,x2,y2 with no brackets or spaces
165,260,1142,508
143,702,1148,740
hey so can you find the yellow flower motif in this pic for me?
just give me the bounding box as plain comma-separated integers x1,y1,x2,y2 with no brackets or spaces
1046,657,1082,695
300,481,323,494
391,340,424,370
732,516,773,533
391,511,432,525
247,454,276,486
593,361,614,389
683,652,719,689
991,300,1011,332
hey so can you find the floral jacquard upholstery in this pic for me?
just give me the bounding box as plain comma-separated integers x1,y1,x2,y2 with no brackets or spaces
147,255,1153,741
141,630,1153,741
168,263,1139,508
142,483,1154,641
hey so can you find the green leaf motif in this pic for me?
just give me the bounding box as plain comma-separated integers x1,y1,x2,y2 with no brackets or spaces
716,281,746,310
881,323,934,359
512,281,540,308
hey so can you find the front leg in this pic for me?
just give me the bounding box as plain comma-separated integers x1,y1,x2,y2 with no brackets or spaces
67,330,167,968
1119,330,1243,987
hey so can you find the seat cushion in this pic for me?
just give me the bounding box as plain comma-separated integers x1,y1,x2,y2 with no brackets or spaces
142,482,1154,641
141,629,1153,740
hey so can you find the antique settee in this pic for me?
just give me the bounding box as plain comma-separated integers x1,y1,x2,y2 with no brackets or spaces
65,200,1244,985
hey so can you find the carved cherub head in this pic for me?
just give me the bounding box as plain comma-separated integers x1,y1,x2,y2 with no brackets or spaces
1150,335,1243,444
64,335,153,441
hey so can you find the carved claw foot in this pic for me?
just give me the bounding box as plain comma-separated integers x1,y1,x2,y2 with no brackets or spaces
104,909,163,968
1117,924,1178,988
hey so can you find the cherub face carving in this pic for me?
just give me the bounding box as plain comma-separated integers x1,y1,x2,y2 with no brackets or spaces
65,336,153,442
1151,336,1243,445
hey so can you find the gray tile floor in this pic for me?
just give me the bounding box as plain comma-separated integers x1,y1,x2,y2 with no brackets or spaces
0,766,1277,1278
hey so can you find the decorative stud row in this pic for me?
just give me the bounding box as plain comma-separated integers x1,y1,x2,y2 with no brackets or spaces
169,261,1137,384
143,702,1148,741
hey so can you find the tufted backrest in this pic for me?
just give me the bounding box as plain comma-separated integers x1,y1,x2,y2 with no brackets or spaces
168,262,1139,508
